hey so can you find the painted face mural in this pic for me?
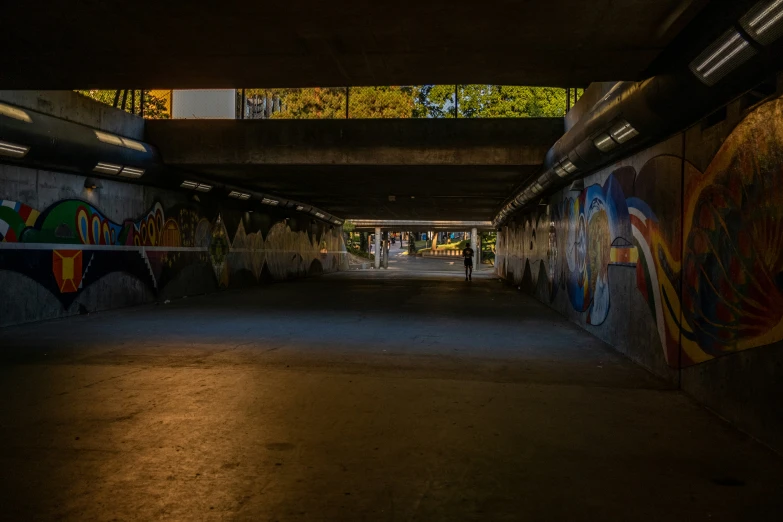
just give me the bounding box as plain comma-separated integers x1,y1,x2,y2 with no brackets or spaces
562,175,637,326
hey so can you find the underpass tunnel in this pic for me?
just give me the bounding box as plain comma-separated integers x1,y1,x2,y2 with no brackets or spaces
2,0,783,520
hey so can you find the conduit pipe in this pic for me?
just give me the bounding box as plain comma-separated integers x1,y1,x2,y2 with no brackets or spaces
495,0,783,226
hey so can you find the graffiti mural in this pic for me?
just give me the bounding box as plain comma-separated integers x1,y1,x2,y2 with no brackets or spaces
0,198,348,314
563,175,637,325
497,95,783,368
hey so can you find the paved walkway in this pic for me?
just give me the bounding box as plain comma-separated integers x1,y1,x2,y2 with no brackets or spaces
362,246,492,274
1,271,781,521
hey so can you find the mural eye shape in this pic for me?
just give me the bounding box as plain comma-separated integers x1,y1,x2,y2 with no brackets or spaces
55,223,74,239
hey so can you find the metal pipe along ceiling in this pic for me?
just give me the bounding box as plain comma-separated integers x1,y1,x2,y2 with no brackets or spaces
494,0,783,227
0,103,160,179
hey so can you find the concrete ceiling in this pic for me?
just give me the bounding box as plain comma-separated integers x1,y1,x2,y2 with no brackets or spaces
183,164,541,221
2,0,709,89
145,118,563,220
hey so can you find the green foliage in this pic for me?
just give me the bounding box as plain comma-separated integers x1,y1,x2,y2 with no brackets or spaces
75,90,170,119
349,86,421,118
481,232,497,263
418,85,571,118
436,239,469,250
270,87,347,119
243,85,577,119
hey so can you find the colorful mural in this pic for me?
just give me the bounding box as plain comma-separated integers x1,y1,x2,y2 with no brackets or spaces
0,198,348,314
497,95,783,369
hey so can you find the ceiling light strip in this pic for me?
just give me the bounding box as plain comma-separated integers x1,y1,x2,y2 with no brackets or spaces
0,140,30,158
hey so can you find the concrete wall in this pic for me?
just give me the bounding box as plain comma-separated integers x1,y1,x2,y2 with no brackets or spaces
145,118,564,166
0,166,348,328
0,91,144,139
497,90,783,453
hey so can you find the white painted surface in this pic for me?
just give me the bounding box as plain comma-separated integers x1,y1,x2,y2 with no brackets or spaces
172,89,236,119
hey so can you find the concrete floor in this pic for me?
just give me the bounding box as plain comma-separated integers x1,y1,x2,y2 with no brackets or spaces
1,262,782,521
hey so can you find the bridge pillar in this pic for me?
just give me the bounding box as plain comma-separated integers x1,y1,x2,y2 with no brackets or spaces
471,227,478,272
374,227,381,269
382,232,389,269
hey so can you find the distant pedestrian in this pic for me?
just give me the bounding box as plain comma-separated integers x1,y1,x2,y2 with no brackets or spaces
462,244,474,281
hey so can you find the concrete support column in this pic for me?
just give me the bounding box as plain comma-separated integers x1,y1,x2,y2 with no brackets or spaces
374,227,381,269
382,232,389,269
476,231,481,271
432,231,439,251
470,227,478,271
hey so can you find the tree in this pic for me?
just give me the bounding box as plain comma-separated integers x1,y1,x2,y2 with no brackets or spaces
243,86,423,119
75,90,170,119
271,88,346,119
348,86,421,118
414,85,574,119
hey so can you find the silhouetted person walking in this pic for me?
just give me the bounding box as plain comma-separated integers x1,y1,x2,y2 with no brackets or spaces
462,245,474,281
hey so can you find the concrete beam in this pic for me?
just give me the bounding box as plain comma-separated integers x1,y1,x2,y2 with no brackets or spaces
146,119,564,167
352,220,493,232
0,91,145,139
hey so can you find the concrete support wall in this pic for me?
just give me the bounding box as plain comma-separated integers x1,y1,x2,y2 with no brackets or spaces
0,166,347,328
496,90,783,453
0,90,145,139
470,227,478,271
374,227,381,269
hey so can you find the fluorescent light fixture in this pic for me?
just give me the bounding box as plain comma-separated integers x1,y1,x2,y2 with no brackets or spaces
553,163,569,178
609,120,639,144
689,29,756,86
334,220,342,225
593,133,618,153
261,198,279,206
0,140,30,158
228,191,251,200
94,130,147,153
119,166,145,178
180,180,212,192
741,0,783,45
561,159,578,174
0,103,32,123
315,212,325,218
296,205,304,211
93,162,122,175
